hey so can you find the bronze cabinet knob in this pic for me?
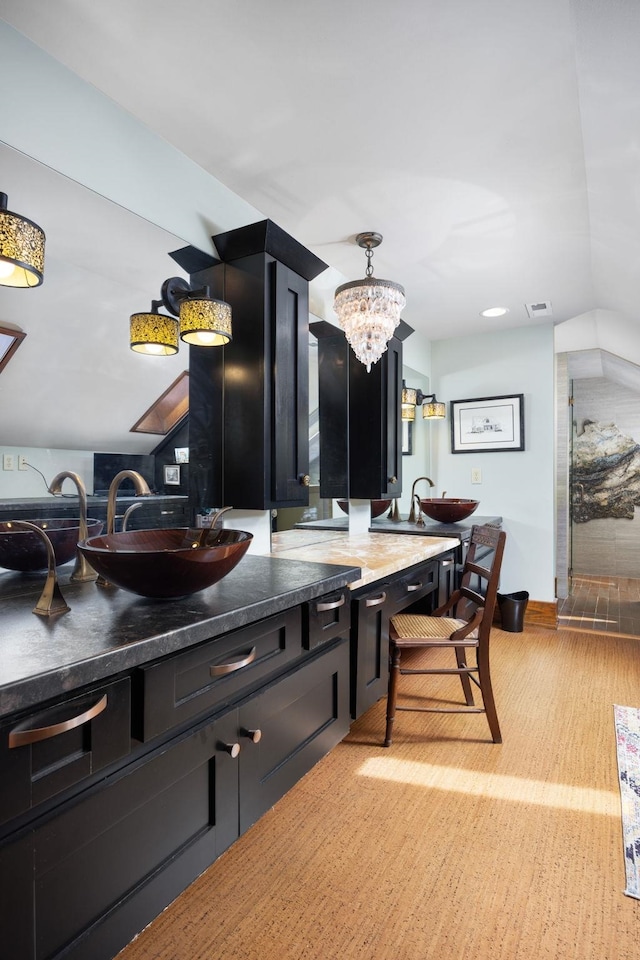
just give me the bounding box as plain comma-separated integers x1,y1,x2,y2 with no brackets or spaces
388,476,398,485
220,742,241,758
242,728,262,743
299,474,310,486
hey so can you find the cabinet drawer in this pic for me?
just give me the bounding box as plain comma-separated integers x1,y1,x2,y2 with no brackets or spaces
136,607,303,741
302,588,351,649
0,677,131,828
386,560,438,614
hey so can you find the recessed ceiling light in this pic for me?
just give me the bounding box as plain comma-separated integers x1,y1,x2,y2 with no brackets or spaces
480,306,509,318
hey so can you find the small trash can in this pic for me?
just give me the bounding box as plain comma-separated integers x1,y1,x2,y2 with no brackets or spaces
497,591,529,633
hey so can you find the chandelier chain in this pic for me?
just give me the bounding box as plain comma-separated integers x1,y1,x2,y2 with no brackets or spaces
365,245,374,278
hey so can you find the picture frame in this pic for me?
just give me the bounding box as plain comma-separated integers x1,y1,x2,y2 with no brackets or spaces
174,446,189,463
164,464,181,485
402,420,413,456
451,394,524,453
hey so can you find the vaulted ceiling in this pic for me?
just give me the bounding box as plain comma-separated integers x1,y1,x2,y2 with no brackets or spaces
1,0,639,449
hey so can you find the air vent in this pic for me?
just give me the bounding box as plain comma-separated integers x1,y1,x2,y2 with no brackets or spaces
525,300,553,319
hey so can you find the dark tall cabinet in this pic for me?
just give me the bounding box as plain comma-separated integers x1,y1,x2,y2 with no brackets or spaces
187,221,328,512
311,319,412,501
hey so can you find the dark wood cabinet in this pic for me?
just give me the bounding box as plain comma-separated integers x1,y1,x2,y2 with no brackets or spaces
350,558,439,718
311,319,412,501
0,599,351,960
188,221,328,511
238,637,349,833
0,708,240,960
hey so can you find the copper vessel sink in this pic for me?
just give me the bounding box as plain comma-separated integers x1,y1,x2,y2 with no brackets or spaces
337,499,391,519
0,518,103,571
419,498,480,523
78,526,253,599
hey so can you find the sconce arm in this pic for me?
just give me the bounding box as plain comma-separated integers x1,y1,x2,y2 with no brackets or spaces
161,276,211,317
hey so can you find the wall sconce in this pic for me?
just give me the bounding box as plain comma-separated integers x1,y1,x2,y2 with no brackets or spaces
401,381,446,421
130,277,232,354
0,191,45,288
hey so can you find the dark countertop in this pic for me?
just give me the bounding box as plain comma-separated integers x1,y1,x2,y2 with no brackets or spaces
0,494,187,510
0,555,360,719
295,515,503,539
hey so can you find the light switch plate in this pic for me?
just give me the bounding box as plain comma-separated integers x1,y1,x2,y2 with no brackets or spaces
471,467,482,484
3,454,15,471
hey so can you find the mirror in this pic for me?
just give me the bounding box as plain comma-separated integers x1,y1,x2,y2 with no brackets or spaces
0,142,189,457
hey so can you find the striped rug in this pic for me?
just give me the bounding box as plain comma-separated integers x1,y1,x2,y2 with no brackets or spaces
614,704,640,899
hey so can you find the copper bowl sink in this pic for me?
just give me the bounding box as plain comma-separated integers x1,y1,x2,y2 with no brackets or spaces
78,527,253,599
419,498,480,524
337,499,392,519
0,518,103,571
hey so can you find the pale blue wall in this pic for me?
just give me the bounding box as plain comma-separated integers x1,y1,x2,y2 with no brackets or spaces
0,22,259,251
431,323,555,601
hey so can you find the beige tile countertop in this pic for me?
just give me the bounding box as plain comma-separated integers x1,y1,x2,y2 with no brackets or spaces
269,529,460,590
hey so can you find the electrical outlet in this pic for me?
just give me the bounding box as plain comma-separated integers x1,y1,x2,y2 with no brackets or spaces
471,467,482,484
18,455,28,471
3,454,15,471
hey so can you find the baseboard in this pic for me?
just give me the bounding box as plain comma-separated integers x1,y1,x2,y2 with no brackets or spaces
525,600,558,629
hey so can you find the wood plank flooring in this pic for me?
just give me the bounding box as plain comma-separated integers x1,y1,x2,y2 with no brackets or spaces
558,575,640,636
117,624,640,960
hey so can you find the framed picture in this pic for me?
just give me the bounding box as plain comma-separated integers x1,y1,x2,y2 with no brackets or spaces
451,394,524,453
164,464,181,485
174,447,189,463
402,420,413,455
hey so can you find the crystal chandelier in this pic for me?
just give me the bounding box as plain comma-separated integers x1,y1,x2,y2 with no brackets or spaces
333,232,406,373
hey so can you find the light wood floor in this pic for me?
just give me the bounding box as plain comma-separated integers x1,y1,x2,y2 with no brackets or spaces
117,624,640,960
558,575,640,636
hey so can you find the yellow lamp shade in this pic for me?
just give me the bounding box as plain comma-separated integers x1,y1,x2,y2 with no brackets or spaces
423,401,446,420
0,193,45,288
130,312,179,355
179,298,232,347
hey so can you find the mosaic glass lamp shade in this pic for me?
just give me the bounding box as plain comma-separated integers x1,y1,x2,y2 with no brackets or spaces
0,191,45,288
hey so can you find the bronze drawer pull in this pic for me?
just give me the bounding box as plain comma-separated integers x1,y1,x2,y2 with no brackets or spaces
441,559,454,569
365,592,386,608
209,646,257,677
405,581,423,592
315,595,346,613
8,693,108,749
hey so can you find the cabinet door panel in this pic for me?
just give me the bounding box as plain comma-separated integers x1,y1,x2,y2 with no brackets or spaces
272,261,309,504
351,587,390,719
0,711,239,960
239,638,349,832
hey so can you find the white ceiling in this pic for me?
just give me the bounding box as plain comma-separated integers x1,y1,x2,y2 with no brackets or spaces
1,0,639,449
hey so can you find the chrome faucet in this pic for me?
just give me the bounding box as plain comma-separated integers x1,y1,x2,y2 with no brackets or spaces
48,470,96,582
408,476,435,523
105,470,152,535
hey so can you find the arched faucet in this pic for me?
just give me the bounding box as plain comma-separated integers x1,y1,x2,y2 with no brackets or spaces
408,476,435,523
105,470,152,535
48,470,96,582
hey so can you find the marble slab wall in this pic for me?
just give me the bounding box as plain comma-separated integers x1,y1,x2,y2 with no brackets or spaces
572,377,640,577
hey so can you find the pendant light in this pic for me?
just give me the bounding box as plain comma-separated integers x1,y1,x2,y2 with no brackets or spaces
333,232,405,372
0,191,45,287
